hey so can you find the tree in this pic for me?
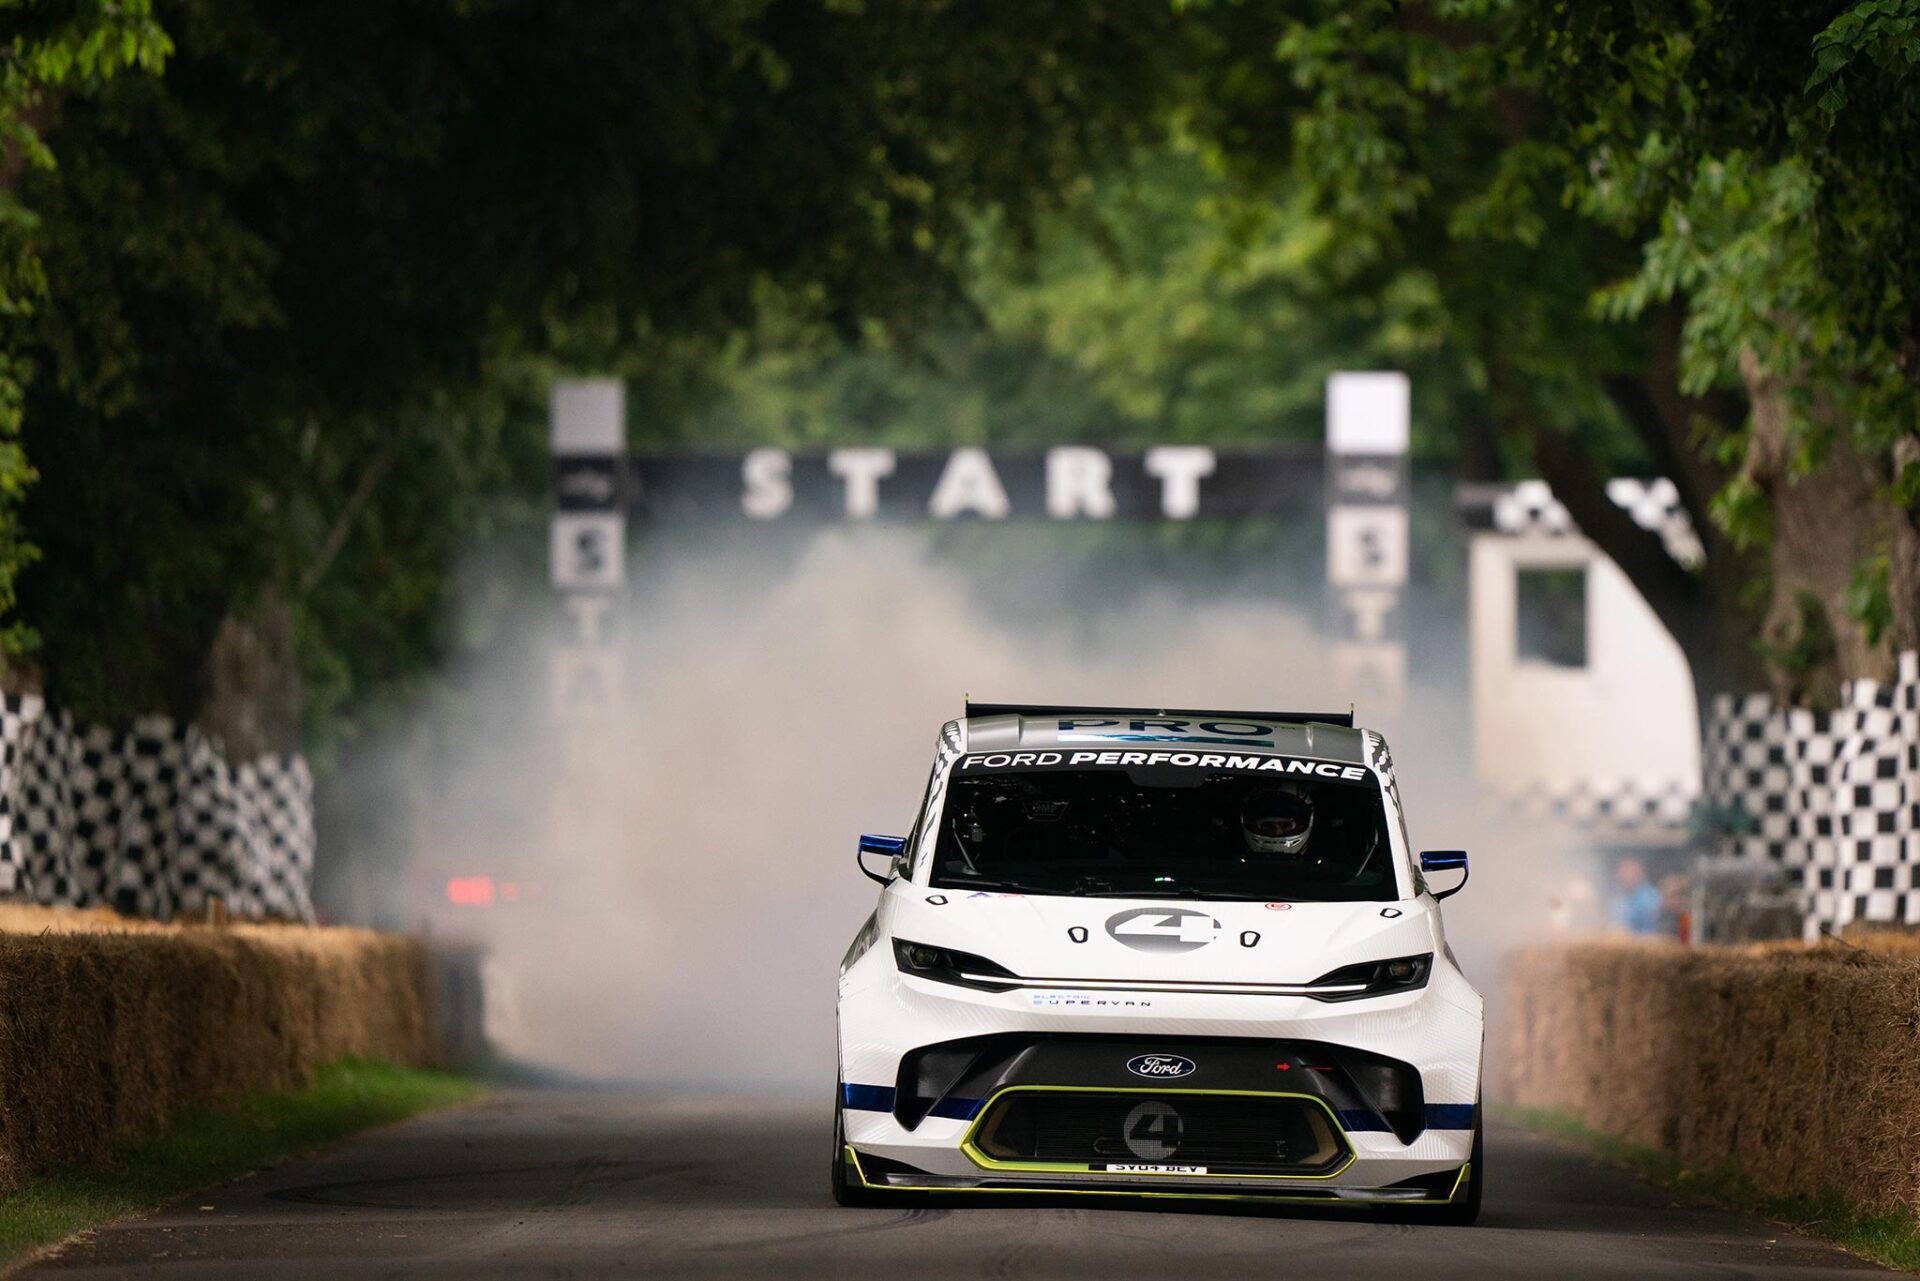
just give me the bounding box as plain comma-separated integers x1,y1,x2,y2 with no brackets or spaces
1520,0,1920,705
0,0,170,661
1167,0,1919,714
663,142,1483,459
8,0,1193,749
12,0,1915,755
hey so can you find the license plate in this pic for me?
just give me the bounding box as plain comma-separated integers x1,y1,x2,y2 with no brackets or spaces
1099,1163,1208,1175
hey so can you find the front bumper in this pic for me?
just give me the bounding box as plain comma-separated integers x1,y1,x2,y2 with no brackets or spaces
838,955,1482,1200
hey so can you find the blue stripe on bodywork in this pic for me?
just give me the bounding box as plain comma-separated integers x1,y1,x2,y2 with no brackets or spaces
842,1083,895,1112
841,1085,983,1121
1424,1103,1477,1130
1338,1104,1477,1133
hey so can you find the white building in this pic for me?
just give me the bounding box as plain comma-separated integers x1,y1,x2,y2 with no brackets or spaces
1457,479,1702,845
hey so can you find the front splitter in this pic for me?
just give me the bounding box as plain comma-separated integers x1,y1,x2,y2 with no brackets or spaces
845,1146,1469,1206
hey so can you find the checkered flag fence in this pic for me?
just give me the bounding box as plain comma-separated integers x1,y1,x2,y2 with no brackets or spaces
0,696,314,921
1494,776,1697,840
1704,651,1920,938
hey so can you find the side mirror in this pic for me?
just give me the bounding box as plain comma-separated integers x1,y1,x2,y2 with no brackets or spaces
1420,850,1470,900
856,834,907,886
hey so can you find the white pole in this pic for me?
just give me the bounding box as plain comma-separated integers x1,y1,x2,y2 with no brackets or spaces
549,378,627,722
1325,372,1411,717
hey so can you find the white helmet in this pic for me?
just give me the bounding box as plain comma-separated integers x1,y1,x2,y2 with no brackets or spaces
1240,782,1314,855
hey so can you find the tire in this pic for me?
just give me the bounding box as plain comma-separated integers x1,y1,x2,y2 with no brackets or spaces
830,1083,886,1207
1418,1106,1484,1226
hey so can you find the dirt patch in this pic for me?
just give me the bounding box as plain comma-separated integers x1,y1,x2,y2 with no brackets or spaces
0,905,435,1192
1505,938,1920,1214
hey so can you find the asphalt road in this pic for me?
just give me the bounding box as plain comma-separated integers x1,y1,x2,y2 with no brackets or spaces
23,1090,1888,1280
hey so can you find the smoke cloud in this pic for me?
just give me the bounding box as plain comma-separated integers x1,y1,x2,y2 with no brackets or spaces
331,522,1594,1089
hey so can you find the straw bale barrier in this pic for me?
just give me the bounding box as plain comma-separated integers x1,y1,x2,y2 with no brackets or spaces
0,905,436,1192
1505,939,1920,1213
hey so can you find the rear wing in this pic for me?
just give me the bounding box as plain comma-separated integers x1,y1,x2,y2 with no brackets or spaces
963,701,1355,728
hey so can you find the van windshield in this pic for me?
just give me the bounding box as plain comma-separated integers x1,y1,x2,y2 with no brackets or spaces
930,751,1396,902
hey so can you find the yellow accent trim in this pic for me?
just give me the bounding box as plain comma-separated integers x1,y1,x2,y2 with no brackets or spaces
845,1145,1469,1207
958,1084,1356,1182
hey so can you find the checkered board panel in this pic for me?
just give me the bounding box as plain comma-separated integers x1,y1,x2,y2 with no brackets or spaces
1705,652,1920,937
0,696,315,922
1493,776,1696,840
1470,477,1705,567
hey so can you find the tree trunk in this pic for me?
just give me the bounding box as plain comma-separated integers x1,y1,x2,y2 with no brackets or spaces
199,595,303,760
1740,350,1900,705
1886,434,1920,658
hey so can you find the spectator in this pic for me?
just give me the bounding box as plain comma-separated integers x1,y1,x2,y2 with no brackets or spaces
1657,872,1690,936
1611,857,1663,935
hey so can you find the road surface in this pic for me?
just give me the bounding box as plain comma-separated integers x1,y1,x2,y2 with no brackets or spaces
24,1090,1886,1279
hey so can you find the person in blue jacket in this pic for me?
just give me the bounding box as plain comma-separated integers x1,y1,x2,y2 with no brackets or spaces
1611,856,1664,935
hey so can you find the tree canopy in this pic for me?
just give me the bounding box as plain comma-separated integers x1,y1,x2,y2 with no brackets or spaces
2,0,1916,747
5,0,1191,749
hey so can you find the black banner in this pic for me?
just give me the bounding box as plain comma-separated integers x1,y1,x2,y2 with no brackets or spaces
614,447,1322,522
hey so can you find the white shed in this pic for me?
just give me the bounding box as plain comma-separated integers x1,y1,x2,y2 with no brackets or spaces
1456,479,1703,845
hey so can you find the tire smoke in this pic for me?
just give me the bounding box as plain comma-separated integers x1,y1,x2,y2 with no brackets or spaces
323,523,1598,1088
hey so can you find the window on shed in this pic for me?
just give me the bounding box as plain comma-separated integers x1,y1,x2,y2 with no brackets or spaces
1515,566,1588,668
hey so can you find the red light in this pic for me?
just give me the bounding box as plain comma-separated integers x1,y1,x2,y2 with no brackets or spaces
447,876,495,907
1275,1063,1291,1071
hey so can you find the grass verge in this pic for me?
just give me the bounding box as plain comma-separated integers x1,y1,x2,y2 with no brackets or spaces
0,1057,481,1270
1505,1106,1920,1272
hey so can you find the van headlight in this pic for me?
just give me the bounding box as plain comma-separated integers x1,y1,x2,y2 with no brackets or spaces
1304,953,1433,1002
892,939,1021,992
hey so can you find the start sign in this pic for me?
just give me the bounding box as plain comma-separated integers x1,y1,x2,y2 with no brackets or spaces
546,372,1412,716
557,446,1323,523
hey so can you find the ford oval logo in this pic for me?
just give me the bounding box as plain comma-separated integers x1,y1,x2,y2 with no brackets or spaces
1126,1053,1197,1079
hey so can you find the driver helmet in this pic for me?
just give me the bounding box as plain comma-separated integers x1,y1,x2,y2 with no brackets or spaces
1241,782,1314,855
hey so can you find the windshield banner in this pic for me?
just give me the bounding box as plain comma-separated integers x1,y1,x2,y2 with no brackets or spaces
955,750,1371,784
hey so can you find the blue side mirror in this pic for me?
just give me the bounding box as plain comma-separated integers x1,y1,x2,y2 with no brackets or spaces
857,834,907,885
1420,850,1470,900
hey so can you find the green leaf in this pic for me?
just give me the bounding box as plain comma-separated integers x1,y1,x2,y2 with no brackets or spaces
1845,552,1894,646
1710,474,1773,553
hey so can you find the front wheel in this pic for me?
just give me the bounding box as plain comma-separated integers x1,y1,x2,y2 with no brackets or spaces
1420,1107,1484,1226
830,1084,886,1207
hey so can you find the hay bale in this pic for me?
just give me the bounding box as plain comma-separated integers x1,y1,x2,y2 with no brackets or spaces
0,905,437,1192
1506,940,1920,1213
